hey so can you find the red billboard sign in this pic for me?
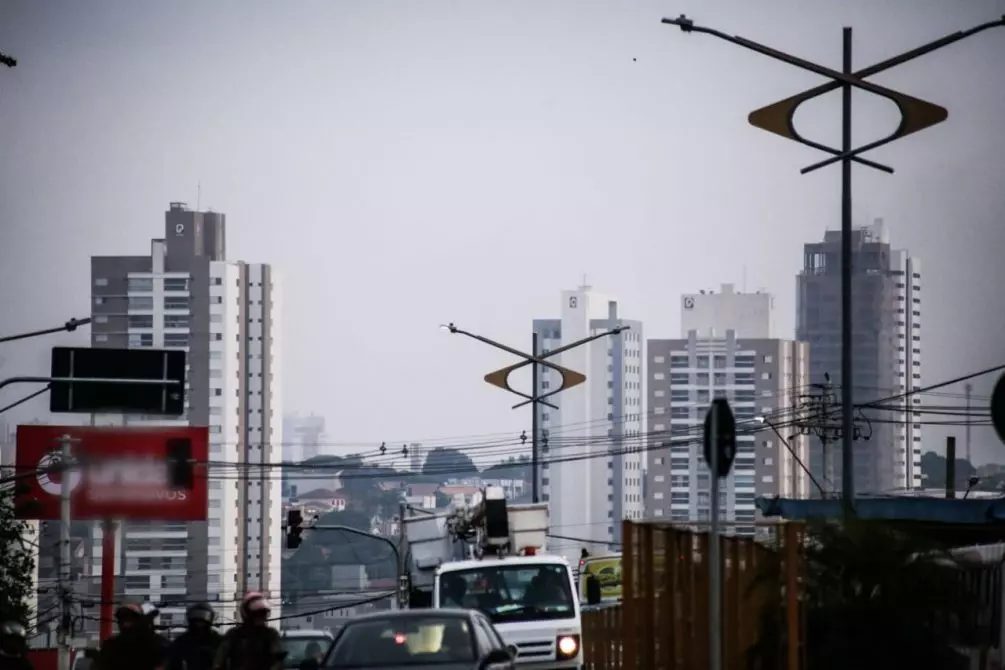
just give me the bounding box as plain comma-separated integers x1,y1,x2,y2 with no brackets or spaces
14,425,209,521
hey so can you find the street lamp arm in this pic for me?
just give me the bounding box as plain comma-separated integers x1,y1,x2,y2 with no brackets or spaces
442,324,536,362
758,416,827,498
542,326,628,360
443,323,626,362
662,15,1005,87
311,524,400,566
0,317,92,345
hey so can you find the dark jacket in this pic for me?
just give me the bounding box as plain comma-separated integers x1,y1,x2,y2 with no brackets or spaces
212,626,283,670
0,654,34,670
96,628,168,670
167,629,223,670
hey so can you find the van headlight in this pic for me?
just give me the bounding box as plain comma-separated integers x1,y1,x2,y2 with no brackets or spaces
556,635,580,659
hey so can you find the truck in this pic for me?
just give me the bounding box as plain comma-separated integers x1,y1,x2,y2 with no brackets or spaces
401,486,583,669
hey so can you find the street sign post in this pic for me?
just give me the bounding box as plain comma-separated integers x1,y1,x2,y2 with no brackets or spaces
702,398,736,670
49,347,186,415
992,373,1005,445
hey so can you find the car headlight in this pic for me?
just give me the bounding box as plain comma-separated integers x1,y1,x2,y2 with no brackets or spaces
556,635,580,659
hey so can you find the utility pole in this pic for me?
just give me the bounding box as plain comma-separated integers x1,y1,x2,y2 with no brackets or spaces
965,383,973,464
57,433,78,670
530,332,540,503
661,12,1005,518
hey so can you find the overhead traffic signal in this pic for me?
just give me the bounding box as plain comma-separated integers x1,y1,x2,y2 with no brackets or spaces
286,509,304,549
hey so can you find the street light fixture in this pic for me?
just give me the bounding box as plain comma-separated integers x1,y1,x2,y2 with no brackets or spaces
754,415,826,498
662,13,1005,518
442,322,629,502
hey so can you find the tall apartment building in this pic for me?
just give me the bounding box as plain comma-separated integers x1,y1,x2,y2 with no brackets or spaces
797,219,921,494
89,202,282,626
282,413,327,499
532,285,644,558
646,284,810,535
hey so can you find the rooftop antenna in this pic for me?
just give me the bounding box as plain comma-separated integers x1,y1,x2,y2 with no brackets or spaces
742,265,747,292
196,181,202,211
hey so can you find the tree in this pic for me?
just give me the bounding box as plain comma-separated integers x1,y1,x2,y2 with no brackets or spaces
0,487,36,626
748,519,970,670
422,448,476,478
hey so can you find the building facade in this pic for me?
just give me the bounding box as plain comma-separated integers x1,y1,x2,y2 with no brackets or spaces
532,285,644,558
88,202,282,626
797,219,921,494
282,413,327,500
645,285,810,535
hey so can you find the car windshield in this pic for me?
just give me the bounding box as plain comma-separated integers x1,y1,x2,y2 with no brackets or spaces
324,615,476,668
438,563,575,623
281,635,332,668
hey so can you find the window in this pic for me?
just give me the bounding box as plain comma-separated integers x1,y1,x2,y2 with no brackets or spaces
128,333,153,348
94,278,109,287
124,576,150,590
128,295,154,310
438,564,574,624
653,355,665,364
164,296,190,310
127,277,153,292
164,333,189,348
161,575,186,589
330,617,478,666
128,314,153,329
164,314,190,329
734,356,755,368
162,538,188,551
164,277,189,291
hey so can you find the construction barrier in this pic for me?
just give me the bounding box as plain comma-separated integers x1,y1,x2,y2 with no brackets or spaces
583,520,804,670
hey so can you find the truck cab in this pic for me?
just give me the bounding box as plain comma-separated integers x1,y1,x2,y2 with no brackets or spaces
435,553,582,669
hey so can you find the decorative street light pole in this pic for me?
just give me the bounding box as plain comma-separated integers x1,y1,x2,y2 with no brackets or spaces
441,323,628,502
661,13,1005,517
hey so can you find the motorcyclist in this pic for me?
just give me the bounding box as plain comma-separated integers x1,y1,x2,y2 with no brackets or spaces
95,602,167,670
141,602,171,658
167,603,222,670
0,621,33,670
213,593,284,670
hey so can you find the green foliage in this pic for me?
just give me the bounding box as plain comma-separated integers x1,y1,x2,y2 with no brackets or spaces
920,450,977,491
482,455,530,480
422,448,476,477
748,519,970,670
0,487,36,627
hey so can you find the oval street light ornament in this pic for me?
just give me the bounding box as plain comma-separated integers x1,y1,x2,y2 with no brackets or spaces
992,373,1005,446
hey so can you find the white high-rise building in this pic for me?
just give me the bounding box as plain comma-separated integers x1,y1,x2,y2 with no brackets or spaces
646,286,810,536
532,285,644,559
88,203,282,628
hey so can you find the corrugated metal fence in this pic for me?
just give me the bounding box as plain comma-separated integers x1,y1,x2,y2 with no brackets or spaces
583,520,804,670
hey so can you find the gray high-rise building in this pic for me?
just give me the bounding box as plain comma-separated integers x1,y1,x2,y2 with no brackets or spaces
87,202,283,627
796,219,922,496
646,285,810,536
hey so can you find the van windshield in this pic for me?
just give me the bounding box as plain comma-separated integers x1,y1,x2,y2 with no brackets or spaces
438,563,575,623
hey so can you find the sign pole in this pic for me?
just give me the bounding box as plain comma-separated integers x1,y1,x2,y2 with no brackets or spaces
708,403,722,670
57,433,75,670
99,520,116,640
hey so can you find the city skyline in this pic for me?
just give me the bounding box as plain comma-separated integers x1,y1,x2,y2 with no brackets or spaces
1,1,1002,466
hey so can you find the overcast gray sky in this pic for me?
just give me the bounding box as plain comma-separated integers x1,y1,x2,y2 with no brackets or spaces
1,0,1003,464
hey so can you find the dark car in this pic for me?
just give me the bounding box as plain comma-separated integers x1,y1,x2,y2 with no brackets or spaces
300,609,515,670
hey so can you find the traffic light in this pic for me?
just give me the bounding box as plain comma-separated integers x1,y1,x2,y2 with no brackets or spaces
166,438,194,489
286,509,304,549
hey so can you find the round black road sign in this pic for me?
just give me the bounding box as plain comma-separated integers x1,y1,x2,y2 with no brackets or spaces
992,373,1005,445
